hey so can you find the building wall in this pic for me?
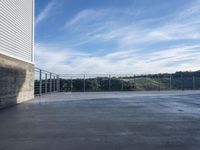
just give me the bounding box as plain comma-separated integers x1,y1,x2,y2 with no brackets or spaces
0,0,34,108
0,0,34,62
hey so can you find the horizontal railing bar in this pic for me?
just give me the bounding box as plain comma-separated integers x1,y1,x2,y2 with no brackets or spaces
35,67,59,76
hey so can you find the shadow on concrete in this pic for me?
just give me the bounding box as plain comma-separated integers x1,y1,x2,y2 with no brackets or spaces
0,66,26,109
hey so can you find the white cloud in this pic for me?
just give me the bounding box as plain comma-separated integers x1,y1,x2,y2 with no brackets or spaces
35,0,56,25
35,43,200,75
64,9,106,28
35,1,200,74
62,1,200,49
64,8,142,29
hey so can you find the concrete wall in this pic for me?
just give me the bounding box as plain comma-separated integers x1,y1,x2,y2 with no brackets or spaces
0,53,34,109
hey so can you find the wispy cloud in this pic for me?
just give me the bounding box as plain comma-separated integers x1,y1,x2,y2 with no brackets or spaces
63,0,200,49
64,9,106,28
35,43,200,74
35,0,200,74
64,8,141,28
35,0,56,25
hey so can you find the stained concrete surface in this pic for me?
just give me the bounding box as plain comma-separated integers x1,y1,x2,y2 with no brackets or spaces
0,91,200,150
0,53,34,109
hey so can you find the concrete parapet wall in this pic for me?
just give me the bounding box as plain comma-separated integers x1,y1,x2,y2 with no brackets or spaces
0,53,34,109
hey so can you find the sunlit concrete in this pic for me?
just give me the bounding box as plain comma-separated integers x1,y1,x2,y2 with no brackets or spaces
0,91,200,150
0,53,34,109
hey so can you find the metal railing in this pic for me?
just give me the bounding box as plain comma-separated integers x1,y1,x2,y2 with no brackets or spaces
59,73,200,92
34,68,60,96
34,68,200,95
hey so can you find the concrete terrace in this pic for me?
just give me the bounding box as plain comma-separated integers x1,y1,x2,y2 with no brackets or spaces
0,91,200,150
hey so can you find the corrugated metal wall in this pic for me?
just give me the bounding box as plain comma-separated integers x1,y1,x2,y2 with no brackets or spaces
0,0,34,62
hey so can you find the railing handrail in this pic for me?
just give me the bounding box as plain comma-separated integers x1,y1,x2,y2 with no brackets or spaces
35,67,59,76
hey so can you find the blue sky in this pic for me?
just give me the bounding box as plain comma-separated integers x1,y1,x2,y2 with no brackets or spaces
35,0,200,74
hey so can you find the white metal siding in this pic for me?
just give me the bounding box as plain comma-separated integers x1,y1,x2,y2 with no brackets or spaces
0,0,34,62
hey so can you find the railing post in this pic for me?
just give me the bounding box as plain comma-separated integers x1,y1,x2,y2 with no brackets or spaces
70,76,73,92
158,74,161,91
170,74,172,90
121,77,124,91
57,75,60,92
50,73,52,93
53,76,56,92
134,74,136,83
134,74,136,90
145,75,148,91
181,72,184,90
95,77,97,91
45,73,47,94
39,69,42,96
193,75,195,90
109,75,111,91
83,74,86,92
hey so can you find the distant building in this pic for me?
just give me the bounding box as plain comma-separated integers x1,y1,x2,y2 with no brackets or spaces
0,0,34,108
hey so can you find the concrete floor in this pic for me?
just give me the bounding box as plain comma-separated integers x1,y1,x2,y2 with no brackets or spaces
0,91,200,150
